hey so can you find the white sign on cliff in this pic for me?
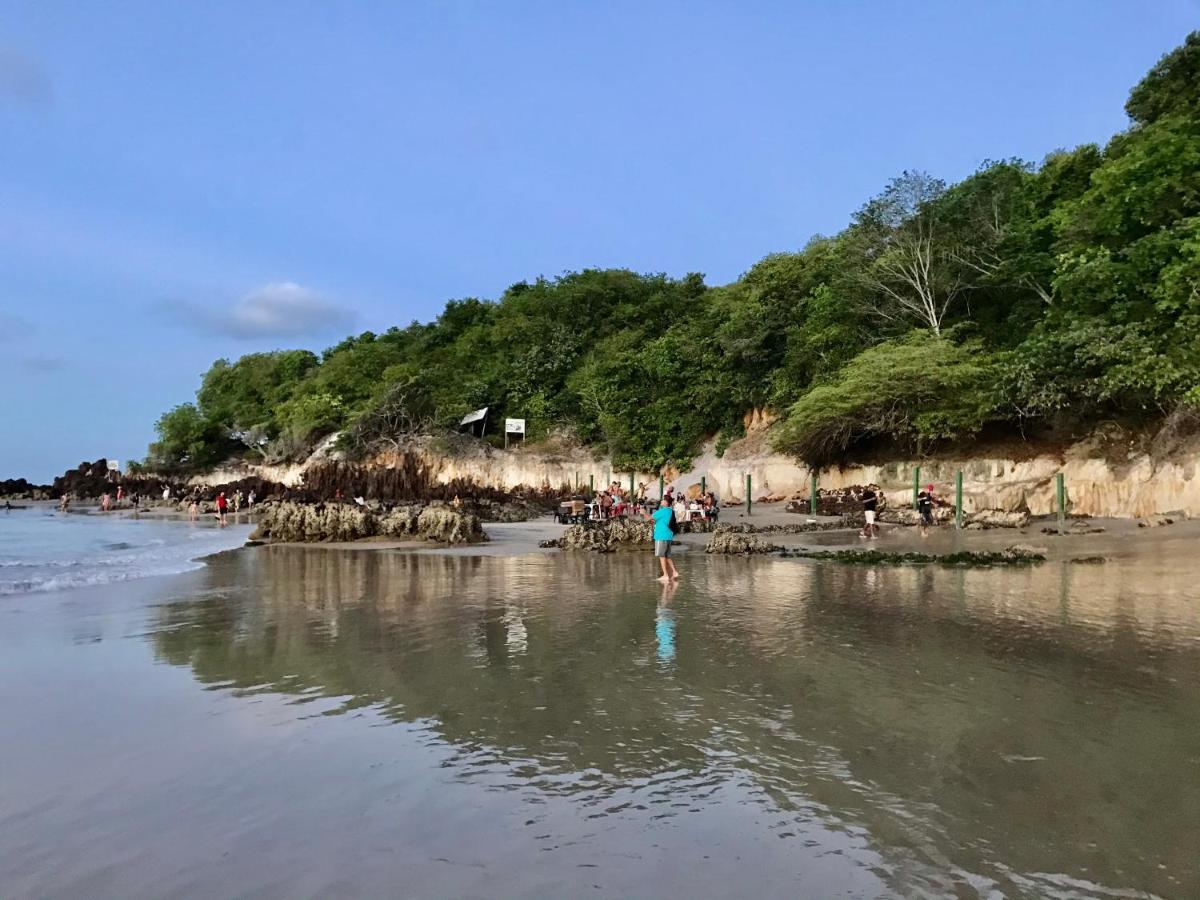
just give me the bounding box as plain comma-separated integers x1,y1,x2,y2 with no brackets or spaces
505,418,525,434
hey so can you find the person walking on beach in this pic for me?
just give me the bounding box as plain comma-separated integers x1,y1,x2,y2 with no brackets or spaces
188,494,199,521
860,485,879,539
917,484,935,536
216,491,228,527
247,489,256,509
645,498,680,582
101,492,111,512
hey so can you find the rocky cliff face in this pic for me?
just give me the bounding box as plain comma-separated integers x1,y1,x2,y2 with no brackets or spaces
202,428,1200,520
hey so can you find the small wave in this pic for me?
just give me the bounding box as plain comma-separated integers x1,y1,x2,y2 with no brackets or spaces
0,521,251,596
0,559,209,596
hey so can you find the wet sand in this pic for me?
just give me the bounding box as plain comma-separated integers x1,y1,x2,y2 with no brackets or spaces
1,511,1198,897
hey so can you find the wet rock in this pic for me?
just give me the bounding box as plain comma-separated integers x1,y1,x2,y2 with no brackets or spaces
880,507,956,526
1137,516,1175,528
716,520,848,535
778,546,1045,566
416,506,487,544
556,519,655,552
704,532,782,554
377,506,422,537
1070,556,1107,564
249,500,486,544
964,509,1031,529
1041,520,1106,535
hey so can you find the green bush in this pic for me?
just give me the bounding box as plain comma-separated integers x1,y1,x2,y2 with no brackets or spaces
773,332,999,465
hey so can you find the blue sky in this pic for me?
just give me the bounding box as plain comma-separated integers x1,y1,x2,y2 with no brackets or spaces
1,1,1196,482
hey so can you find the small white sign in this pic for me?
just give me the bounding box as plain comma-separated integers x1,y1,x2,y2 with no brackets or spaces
460,407,488,426
505,418,526,434
106,460,120,471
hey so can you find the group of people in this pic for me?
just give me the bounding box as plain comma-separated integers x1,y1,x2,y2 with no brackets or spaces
99,485,144,512
590,482,720,523
859,483,939,538
188,488,255,525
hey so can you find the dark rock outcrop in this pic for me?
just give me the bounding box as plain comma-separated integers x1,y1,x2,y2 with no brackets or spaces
779,546,1045,566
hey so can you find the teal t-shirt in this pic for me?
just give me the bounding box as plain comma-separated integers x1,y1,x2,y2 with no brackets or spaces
651,507,674,541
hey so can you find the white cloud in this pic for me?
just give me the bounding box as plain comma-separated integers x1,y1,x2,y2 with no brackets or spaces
164,281,356,340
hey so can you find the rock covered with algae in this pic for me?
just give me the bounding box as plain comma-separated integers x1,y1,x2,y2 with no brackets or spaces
249,501,487,545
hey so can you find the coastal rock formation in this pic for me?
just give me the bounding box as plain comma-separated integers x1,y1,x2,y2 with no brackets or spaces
249,501,487,545
1137,516,1176,528
704,532,782,554
964,509,1031,529
715,520,847,535
0,478,50,500
554,519,655,552
416,506,487,544
548,517,716,551
780,546,1046,566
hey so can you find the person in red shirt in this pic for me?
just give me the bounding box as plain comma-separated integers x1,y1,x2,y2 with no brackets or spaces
216,491,228,526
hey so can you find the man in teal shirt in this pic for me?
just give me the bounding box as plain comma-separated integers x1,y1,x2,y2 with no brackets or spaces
646,497,680,582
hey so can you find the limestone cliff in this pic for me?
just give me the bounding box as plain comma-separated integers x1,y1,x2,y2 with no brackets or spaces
197,428,1200,519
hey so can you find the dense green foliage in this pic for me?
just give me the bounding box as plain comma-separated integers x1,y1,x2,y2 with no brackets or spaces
149,35,1200,471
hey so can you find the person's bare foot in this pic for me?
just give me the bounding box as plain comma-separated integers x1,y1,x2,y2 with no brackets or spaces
656,574,671,583
670,573,680,580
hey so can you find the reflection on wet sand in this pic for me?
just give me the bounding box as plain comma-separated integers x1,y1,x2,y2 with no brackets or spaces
148,546,1200,898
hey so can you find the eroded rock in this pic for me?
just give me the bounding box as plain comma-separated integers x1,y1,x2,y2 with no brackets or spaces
249,500,486,544
704,532,782,554
964,509,1031,529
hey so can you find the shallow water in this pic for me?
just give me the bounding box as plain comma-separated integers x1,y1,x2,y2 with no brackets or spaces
0,509,250,595
1,528,1198,898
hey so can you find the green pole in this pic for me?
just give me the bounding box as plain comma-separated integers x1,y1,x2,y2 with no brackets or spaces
745,473,752,516
630,473,634,497
913,466,920,510
1056,472,1066,534
700,475,706,496
589,474,594,497
659,474,664,498
810,472,818,516
955,471,963,530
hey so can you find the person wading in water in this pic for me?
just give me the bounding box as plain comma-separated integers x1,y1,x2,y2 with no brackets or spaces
918,484,936,537
644,497,680,582
860,485,879,539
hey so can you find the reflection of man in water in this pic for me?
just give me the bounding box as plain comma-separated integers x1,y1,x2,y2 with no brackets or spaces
656,581,677,664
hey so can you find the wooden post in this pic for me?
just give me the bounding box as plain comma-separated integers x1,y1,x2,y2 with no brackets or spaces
745,473,752,516
810,472,818,517
955,471,963,530
659,474,664,499
913,466,920,510
589,474,594,497
1056,472,1066,534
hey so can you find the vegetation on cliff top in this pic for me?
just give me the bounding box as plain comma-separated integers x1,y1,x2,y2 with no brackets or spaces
149,35,1200,473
